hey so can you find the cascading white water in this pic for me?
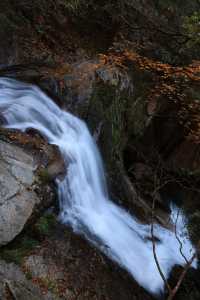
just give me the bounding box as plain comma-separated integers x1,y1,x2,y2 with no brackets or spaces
0,77,197,295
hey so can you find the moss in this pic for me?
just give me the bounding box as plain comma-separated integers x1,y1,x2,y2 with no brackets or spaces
37,168,52,184
0,214,57,265
86,81,133,201
183,12,200,47
60,0,82,12
88,82,129,167
0,235,39,265
188,212,200,244
154,0,196,11
25,270,33,280
128,96,147,137
41,278,59,295
175,167,200,180
34,214,57,237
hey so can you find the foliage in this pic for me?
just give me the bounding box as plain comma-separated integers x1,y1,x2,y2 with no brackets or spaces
183,12,200,47
34,214,56,236
110,50,200,143
37,168,52,184
59,0,142,30
0,236,39,265
59,0,82,12
188,212,200,244
33,277,60,296
0,214,56,265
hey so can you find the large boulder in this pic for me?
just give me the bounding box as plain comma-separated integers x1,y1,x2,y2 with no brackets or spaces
0,134,64,246
0,140,37,246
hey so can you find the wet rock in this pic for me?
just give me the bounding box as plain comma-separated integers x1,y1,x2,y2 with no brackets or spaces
24,253,66,281
45,145,66,180
168,265,200,300
0,136,64,246
22,222,154,300
0,259,60,300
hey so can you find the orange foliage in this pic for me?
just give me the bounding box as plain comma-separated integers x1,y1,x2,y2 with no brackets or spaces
99,50,200,143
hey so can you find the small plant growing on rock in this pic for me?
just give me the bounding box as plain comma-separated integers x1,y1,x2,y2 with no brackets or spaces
34,214,57,237
183,12,200,47
37,168,52,184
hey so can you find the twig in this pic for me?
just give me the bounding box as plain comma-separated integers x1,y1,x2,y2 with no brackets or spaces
174,208,189,264
151,192,172,293
167,253,196,300
150,162,197,299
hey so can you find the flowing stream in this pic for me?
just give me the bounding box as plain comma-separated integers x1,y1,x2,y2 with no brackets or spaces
0,77,197,295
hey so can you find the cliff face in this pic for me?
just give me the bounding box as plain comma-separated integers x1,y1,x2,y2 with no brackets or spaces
0,0,199,65
0,1,200,299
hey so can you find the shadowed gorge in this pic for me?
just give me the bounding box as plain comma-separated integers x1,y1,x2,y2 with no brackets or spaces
0,78,197,296
0,1,200,300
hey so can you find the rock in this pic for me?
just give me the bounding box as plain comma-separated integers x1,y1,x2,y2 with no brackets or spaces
22,223,154,300
0,137,64,246
168,265,200,300
0,141,37,246
0,2,199,300
24,255,65,280
45,145,66,180
0,259,60,300
166,140,200,172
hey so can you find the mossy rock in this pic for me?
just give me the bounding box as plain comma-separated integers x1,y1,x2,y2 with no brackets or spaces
34,213,57,237
87,82,129,171
0,213,57,265
37,168,52,184
0,235,39,265
188,212,200,245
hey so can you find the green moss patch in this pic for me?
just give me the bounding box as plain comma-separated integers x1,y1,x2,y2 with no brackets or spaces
0,235,39,265
37,168,52,184
34,214,57,237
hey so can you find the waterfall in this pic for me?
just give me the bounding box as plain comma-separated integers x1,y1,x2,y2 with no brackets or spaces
0,77,197,295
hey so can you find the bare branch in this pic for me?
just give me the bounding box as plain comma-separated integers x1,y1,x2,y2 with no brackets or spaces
150,161,197,299
167,253,196,300
151,182,172,293
174,208,189,264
